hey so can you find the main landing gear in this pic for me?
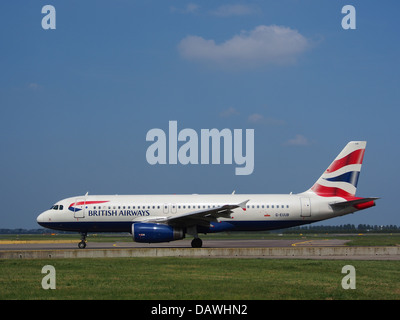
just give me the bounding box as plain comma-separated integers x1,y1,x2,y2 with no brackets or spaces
191,237,203,248
78,232,87,249
187,226,203,248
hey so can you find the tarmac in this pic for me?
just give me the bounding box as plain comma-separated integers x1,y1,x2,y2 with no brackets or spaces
1,239,399,260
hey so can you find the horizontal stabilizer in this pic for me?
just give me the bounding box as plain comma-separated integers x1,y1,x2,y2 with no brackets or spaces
330,197,379,210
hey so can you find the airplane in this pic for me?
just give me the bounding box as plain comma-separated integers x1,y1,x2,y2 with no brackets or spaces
37,141,378,249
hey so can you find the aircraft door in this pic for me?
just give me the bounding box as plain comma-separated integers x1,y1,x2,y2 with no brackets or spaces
300,197,311,217
171,204,177,214
73,198,86,218
163,204,169,214
163,204,177,214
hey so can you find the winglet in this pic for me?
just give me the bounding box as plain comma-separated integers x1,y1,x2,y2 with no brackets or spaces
238,200,249,211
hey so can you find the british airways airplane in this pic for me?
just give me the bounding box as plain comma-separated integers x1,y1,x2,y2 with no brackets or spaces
37,141,378,249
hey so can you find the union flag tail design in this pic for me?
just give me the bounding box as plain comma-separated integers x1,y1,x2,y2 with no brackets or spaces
309,141,366,199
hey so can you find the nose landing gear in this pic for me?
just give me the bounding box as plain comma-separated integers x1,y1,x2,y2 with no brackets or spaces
78,232,87,249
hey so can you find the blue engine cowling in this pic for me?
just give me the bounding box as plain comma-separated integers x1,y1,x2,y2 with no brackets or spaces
131,223,185,243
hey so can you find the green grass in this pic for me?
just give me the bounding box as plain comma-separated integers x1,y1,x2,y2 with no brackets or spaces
0,258,399,300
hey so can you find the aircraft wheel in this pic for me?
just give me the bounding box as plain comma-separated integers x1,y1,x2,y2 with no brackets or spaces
78,241,86,249
191,238,202,248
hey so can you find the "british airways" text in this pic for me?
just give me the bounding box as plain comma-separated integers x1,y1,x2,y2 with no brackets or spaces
88,210,150,217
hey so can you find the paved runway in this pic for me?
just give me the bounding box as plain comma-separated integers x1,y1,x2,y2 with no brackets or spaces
0,238,349,251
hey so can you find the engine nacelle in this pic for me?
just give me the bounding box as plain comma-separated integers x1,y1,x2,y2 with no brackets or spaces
131,223,184,243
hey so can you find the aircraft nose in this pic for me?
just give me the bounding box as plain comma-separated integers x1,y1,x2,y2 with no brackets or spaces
37,211,48,226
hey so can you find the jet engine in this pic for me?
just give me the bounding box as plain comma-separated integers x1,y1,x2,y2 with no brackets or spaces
131,223,184,243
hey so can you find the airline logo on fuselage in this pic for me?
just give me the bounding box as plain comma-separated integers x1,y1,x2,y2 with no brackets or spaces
68,200,110,212
67,200,150,217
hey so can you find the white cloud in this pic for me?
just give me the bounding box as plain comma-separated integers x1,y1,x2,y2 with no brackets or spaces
178,25,310,69
28,83,41,90
285,134,310,146
247,113,264,123
170,3,199,14
220,107,240,117
247,113,286,126
210,4,259,17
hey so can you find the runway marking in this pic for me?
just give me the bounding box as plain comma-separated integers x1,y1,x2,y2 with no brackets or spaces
291,239,344,247
292,240,314,246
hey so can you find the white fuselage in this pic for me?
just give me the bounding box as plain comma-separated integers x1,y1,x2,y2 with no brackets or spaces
37,193,351,234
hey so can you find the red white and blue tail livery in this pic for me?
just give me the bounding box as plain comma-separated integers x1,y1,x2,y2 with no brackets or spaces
37,141,378,248
310,141,365,199
305,141,377,211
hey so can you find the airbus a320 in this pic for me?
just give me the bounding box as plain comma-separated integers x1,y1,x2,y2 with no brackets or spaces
37,141,378,248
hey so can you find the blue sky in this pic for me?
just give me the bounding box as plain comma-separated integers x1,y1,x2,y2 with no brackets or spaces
0,1,399,228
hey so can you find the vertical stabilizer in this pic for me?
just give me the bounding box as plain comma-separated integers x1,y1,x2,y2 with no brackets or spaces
307,141,366,199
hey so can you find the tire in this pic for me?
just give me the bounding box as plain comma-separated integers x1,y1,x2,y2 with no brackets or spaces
78,241,86,249
191,238,202,248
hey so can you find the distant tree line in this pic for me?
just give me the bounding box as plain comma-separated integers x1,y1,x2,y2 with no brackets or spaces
282,224,400,234
0,228,73,234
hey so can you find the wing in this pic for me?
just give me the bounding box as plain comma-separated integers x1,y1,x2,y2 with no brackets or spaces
137,199,249,228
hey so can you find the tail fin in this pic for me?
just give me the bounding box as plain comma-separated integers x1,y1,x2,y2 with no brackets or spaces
308,141,366,199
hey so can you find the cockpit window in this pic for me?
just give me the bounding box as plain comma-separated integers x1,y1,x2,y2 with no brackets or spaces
50,205,63,210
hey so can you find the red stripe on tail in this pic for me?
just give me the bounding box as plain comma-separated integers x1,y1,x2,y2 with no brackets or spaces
326,149,365,173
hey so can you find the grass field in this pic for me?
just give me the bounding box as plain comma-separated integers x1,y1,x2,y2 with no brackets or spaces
1,257,399,300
